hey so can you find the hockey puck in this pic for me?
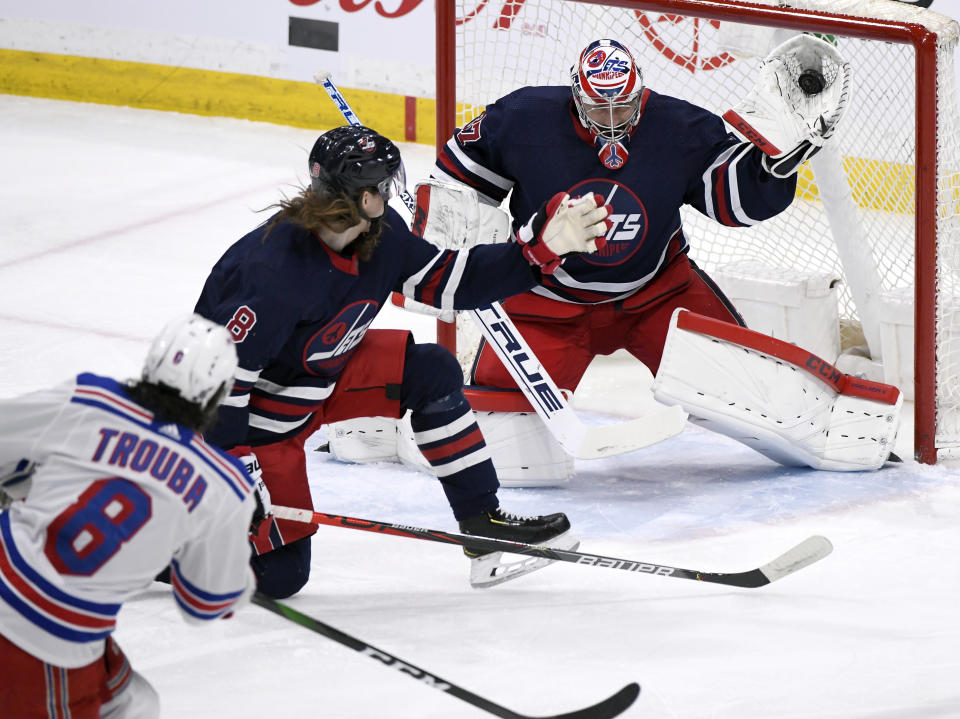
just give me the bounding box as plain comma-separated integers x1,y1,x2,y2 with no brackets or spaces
798,69,825,95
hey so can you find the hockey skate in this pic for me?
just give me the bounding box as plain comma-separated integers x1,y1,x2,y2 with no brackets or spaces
458,508,579,588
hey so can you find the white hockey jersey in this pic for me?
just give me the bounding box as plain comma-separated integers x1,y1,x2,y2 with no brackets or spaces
0,373,257,668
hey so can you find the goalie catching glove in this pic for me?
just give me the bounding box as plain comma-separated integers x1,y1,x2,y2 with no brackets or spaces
723,34,851,178
516,192,611,274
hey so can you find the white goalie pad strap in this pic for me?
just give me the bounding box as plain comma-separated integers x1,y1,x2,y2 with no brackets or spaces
326,417,400,464
723,34,851,158
413,179,511,250
652,310,902,471
397,410,574,487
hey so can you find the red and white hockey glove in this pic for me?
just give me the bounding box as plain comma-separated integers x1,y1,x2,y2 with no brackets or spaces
516,192,611,274
229,446,273,533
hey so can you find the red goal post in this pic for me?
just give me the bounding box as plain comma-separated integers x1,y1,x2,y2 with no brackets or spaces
434,0,960,464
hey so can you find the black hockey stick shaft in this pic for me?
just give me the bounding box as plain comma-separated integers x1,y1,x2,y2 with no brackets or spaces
252,593,640,719
272,505,832,588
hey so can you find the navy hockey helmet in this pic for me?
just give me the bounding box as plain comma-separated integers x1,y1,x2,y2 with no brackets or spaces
309,125,406,200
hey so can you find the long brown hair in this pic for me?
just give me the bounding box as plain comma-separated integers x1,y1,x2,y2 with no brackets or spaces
263,186,383,261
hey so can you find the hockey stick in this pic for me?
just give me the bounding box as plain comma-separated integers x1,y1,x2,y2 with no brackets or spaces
252,592,641,719
273,504,833,588
314,72,687,459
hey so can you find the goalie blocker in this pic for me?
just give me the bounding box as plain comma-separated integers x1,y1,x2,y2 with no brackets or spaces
653,309,901,471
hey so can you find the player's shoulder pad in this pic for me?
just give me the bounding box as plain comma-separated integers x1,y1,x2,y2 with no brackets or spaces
75,372,126,396
495,85,571,115
644,89,728,146
489,86,574,145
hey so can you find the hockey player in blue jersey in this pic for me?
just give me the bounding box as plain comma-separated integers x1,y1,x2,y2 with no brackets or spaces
194,124,612,598
0,314,257,719
431,37,805,391
418,37,893,474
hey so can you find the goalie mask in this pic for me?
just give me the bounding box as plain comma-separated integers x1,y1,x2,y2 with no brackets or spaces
571,39,644,163
309,125,406,202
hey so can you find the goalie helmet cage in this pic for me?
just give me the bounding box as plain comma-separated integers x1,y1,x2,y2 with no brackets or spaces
434,0,960,464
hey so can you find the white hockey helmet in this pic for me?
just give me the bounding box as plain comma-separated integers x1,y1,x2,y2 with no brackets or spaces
142,314,238,405
570,39,644,143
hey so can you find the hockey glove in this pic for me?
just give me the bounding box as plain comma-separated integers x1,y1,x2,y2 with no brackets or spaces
724,35,851,179
249,460,272,532
516,192,611,274
231,448,272,532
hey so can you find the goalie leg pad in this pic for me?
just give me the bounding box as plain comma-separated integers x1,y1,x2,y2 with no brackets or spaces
652,310,901,471
473,410,574,487
326,417,400,463
398,410,574,487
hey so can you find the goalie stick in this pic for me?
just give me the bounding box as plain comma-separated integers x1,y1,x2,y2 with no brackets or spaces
252,592,641,719
273,504,833,588
314,72,687,460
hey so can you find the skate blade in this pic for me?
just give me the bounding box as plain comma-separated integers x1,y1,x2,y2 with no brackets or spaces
469,534,580,589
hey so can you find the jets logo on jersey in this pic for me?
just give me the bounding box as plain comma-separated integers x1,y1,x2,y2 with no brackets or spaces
456,113,485,144
568,178,647,266
303,301,378,376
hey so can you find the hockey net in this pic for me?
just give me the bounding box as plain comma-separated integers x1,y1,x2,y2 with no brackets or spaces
435,0,960,462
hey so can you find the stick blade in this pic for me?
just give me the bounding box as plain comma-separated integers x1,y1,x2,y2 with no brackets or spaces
759,535,834,584
575,405,686,459
539,682,640,719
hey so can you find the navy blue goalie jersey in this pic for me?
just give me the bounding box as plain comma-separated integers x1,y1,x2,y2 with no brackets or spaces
195,207,538,448
434,86,798,304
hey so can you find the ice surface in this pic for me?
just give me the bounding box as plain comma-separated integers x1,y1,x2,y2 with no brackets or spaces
2,95,959,718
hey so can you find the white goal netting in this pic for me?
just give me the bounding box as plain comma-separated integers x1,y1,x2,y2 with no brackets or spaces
442,0,960,459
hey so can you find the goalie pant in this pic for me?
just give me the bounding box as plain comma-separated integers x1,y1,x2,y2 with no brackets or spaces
195,208,551,599
471,234,745,390
0,374,257,717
